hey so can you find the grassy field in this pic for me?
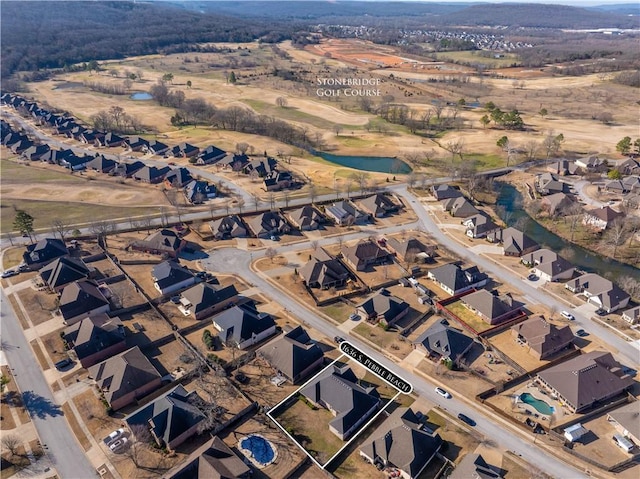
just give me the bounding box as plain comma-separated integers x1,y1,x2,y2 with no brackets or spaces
434,51,520,68
0,158,87,184
2,247,24,269
1,200,161,233
242,99,354,130
446,301,493,333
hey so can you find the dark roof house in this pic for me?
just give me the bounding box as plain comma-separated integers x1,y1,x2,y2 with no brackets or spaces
358,193,399,218
287,205,323,231
449,454,503,479
512,316,574,360
427,263,488,296
564,273,630,313
521,249,575,282
39,256,91,292
179,283,239,320
208,215,247,240
133,165,172,184
211,303,277,349
299,247,350,290
164,168,193,188
462,289,523,325
387,237,436,263
59,280,110,325
152,260,196,295
23,237,68,268
431,184,463,201
341,240,390,271
247,211,290,238
356,288,410,326
63,314,126,368
131,229,185,258
413,320,475,364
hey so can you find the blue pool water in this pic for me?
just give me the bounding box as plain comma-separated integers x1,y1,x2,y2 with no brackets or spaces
520,393,554,415
240,434,276,465
130,92,153,101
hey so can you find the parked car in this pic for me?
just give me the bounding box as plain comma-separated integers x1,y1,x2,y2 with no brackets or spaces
334,336,345,344
349,313,361,321
109,437,128,452
170,296,181,304
595,309,607,316
561,311,575,321
17,264,29,272
576,329,588,337
105,428,125,445
457,413,476,426
54,358,73,370
270,235,280,241
435,387,451,399
235,372,248,384
1,270,18,278
527,273,538,281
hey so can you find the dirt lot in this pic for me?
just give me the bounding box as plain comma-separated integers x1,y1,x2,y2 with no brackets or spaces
352,322,413,361
122,309,175,347
234,356,300,407
106,278,146,309
41,327,69,364
16,288,58,326
569,412,636,468
0,366,31,427
143,338,189,377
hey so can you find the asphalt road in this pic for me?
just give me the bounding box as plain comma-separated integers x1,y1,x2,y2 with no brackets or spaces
0,289,97,479
201,232,588,479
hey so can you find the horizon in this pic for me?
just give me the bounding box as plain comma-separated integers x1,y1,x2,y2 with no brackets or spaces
168,0,639,5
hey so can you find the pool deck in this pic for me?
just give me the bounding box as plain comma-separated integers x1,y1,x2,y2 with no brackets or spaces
512,383,566,423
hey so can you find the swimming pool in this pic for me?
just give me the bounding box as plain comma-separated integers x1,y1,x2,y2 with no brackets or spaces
238,434,277,468
520,392,554,415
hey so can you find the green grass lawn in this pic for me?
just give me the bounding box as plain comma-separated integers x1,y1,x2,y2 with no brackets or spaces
1,200,161,234
321,302,352,323
467,153,506,170
1,158,87,184
242,99,358,130
445,301,492,333
2,247,25,269
353,322,401,349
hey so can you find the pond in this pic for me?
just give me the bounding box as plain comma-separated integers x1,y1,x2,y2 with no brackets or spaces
312,150,412,174
495,182,639,282
130,92,153,101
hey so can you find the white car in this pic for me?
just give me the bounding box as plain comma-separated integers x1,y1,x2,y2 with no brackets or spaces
561,311,575,321
435,387,451,399
105,428,125,445
1,270,18,278
109,437,128,452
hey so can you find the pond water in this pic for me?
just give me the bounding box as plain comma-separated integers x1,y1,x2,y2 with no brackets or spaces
312,150,412,174
130,92,153,101
519,393,554,415
495,182,639,282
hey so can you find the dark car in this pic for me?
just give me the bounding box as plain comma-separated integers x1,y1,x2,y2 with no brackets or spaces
595,309,607,316
235,372,248,384
457,413,476,426
334,336,345,344
55,358,73,370
576,329,588,337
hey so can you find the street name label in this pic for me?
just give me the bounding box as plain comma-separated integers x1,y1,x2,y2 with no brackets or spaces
340,341,413,394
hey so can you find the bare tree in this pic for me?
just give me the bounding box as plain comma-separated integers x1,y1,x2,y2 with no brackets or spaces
252,192,261,212
350,172,370,193
564,203,584,242
268,192,276,211
208,202,220,220
265,247,277,263
524,140,539,161
443,139,465,161
310,240,319,251
275,97,288,108
333,124,343,136
125,424,153,467
236,197,245,214
308,183,317,204
604,219,628,259
282,191,291,208
51,218,71,242
1,434,20,457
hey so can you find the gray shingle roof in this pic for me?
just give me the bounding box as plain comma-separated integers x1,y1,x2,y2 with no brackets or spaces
152,261,194,291
23,237,68,266
59,280,109,321
357,289,409,323
413,320,475,360
462,290,520,322
299,248,350,288
164,436,250,479
428,263,488,293
258,326,323,382
40,256,90,290
181,283,238,317
512,316,573,358
212,303,275,345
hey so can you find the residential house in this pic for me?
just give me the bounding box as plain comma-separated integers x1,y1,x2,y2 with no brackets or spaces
427,263,488,296
512,315,574,360
258,325,324,384
442,197,479,218
39,256,91,292
622,306,640,325
521,249,575,282
537,351,633,413
22,238,68,269
386,237,436,263
164,168,193,188
431,184,463,201
143,140,170,156
541,193,577,216
617,159,640,176
59,280,111,325
125,385,206,451
341,239,391,271
41,148,75,165
88,346,163,411
357,289,410,327
130,229,185,258
565,273,630,313
300,364,381,440
133,165,171,184
152,261,196,296
211,303,277,350
112,160,145,178
178,283,239,320
243,157,277,177
79,130,106,145
299,247,350,290
623,176,640,193
264,170,293,191
360,408,442,479
325,200,369,226
461,289,522,326
604,180,627,194
9,138,34,154
124,136,149,152
607,402,640,446
195,145,227,165
287,205,323,231
217,153,249,171
582,206,624,230
412,320,475,365
86,155,117,173
59,154,92,171
536,173,566,195
208,215,247,240
463,212,500,239
358,193,399,218
21,144,51,161
575,156,607,171
169,142,200,159
548,160,579,176
184,180,216,204
489,227,539,257
96,132,125,148
247,211,290,238
162,436,251,479
2,132,27,148
449,454,503,479
63,314,127,368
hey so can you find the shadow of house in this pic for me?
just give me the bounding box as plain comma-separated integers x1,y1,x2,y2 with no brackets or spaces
360,407,442,479
258,326,324,384
88,346,163,411
63,314,127,368
125,384,206,452
300,364,381,440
